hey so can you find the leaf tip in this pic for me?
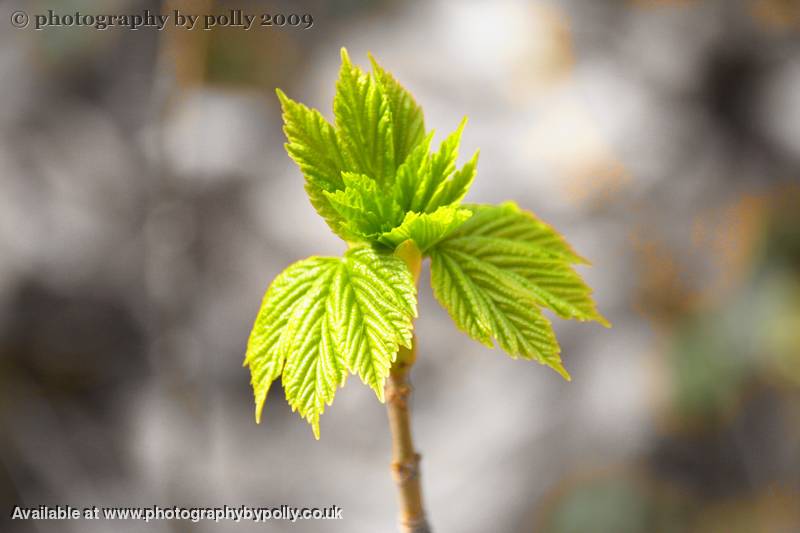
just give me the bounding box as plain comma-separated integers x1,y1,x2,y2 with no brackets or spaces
597,314,612,328
275,88,292,111
255,400,264,424
375,383,386,403
552,362,572,381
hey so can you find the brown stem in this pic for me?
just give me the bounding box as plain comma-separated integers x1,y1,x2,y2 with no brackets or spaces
386,340,430,533
387,241,430,532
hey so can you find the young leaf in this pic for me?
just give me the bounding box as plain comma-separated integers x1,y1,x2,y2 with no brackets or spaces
410,118,467,213
425,150,479,211
280,263,348,439
456,202,590,265
332,247,417,400
429,203,609,378
244,257,341,425
275,89,353,240
392,132,433,212
369,53,426,165
245,247,417,438
324,172,403,239
443,203,608,325
430,243,567,378
334,49,395,184
261,50,609,444
378,205,472,252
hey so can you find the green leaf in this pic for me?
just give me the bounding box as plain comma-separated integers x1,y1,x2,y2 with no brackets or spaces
392,132,433,212
280,262,347,439
378,205,472,252
324,172,402,239
258,50,610,442
334,49,395,184
332,247,417,401
369,53,426,165
456,202,590,265
276,50,480,250
276,89,353,240
244,257,341,426
426,150,479,211
429,203,609,378
430,243,567,378
446,203,608,325
245,247,417,438
445,236,607,326
410,117,467,213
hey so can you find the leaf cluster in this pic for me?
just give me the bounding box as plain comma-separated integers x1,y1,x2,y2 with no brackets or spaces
245,49,608,437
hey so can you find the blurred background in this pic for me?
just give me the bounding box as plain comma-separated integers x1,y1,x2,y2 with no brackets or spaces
1,0,799,531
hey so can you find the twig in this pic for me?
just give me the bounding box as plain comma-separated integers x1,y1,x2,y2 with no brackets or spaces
386,341,430,533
